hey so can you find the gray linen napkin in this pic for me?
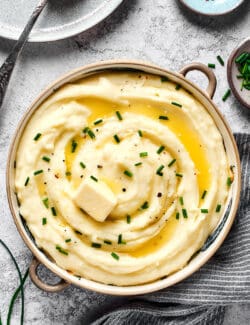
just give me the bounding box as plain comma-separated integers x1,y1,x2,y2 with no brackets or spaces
84,133,249,325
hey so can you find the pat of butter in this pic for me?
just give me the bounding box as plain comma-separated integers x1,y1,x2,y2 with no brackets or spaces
73,178,117,222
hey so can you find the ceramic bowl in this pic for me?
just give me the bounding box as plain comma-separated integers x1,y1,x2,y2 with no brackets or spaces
227,38,250,109
179,0,245,16
6,60,241,295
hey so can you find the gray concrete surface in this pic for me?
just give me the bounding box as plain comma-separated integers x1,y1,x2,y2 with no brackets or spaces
0,0,249,324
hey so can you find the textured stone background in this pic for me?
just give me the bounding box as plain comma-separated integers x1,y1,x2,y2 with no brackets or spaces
0,0,249,324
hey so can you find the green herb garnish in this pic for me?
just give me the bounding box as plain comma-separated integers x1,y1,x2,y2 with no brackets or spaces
56,245,68,256
222,89,231,101
201,209,209,213
141,201,149,210
161,76,169,82
175,173,183,178
134,162,142,166
138,130,143,137
24,177,30,187
216,204,221,213
235,52,250,91
179,196,184,206
104,240,112,245
201,190,207,199
42,218,47,225
34,170,43,176
42,197,49,209
182,208,188,218
42,156,50,162
71,139,78,153
227,177,233,187
87,129,95,139
90,175,98,182
51,207,57,216
65,238,71,243
33,133,42,141
65,171,71,176
171,101,182,108
114,134,120,143
80,162,86,169
176,212,180,220
126,215,131,224
217,55,224,66
175,84,181,90
116,111,123,120
91,242,102,248
118,234,126,245
168,158,176,167
157,145,165,154
140,152,148,157
159,115,169,120
94,119,103,125
111,252,119,260
208,63,216,69
124,170,133,178
83,126,89,133
156,165,165,176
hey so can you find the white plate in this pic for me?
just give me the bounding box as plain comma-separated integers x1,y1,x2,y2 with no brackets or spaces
0,0,123,43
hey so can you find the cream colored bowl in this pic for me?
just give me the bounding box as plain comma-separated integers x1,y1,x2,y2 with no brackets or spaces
6,60,241,295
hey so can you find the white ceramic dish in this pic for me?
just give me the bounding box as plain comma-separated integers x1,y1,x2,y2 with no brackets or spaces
0,0,123,42
7,60,241,295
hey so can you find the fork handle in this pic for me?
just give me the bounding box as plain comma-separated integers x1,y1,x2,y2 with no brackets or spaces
0,0,48,108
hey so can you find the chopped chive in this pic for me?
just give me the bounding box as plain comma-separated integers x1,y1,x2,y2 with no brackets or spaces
216,204,221,213
139,152,148,157
126,215,131,224
208,63,216,69
56,245,68,256
42,197,49,209
80,162,86,169
179,197,184,206
94,119,103,125
104,240,112,245
33,133,42,141
182,208,188,218
222,89,231,102
90,175,98,182
227,177,233,187
42,218,47,225
34,170,43,176
201,209,209,213
161,76,169,82
176,212,180,220
65,171,71,176
116,111,123,120
217,55,224,66
175,173,183,178
141,201,149,210
138,130,143,137
157,145,165,154
51,207,57,216
91,242,102,248
175,84,181,90
65,238,71,243
159,115,169,120
118,234,126,244
113,134,120,143
42,156,50,162
87,129,95,139
83,126,89,133
24,177,30,187
111,252,119,260
124,170,133,178
71,139,78,153
201,190,207,199
156,165,165,176
171,101,182,108
134,162,142,166
168,158,176,167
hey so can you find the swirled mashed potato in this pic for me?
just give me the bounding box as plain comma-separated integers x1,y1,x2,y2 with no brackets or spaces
15,72,231,285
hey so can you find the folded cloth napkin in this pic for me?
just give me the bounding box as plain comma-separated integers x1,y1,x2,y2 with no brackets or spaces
84,133,249,325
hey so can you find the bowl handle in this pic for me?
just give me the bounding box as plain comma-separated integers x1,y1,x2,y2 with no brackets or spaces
29,257,70,292
179,62,217,99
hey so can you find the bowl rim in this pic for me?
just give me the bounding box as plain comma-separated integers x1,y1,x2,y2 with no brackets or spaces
6,59,241,295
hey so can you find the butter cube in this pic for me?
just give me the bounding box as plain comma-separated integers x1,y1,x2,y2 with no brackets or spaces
73,178,117,222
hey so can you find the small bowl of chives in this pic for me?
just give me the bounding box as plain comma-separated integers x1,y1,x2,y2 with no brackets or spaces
227,38,250,109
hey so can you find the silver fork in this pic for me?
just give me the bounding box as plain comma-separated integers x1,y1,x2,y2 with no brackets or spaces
0,0,48,108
